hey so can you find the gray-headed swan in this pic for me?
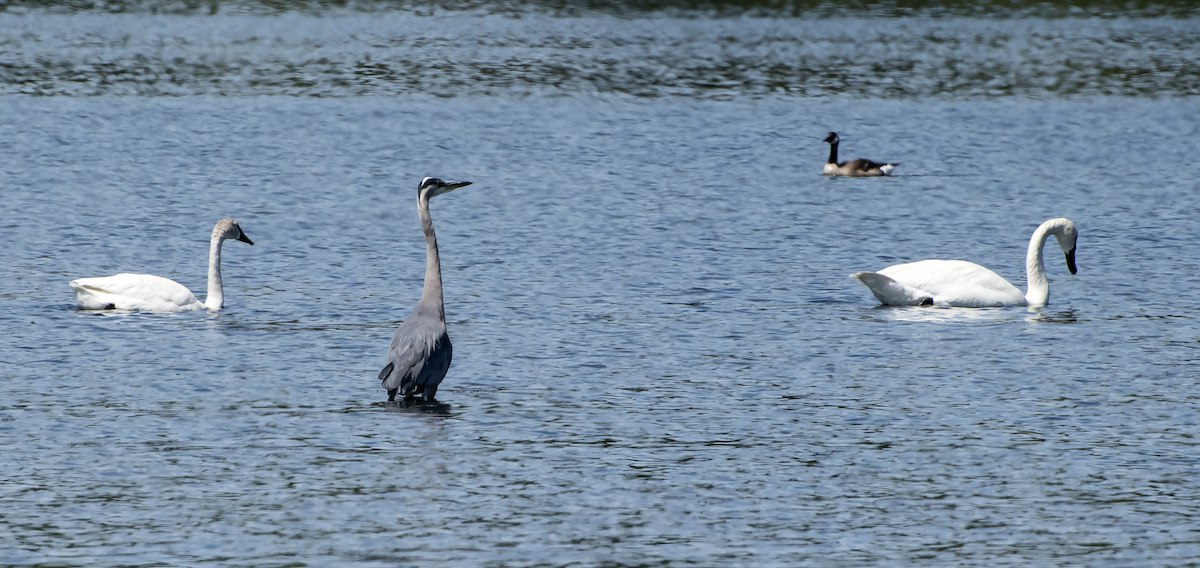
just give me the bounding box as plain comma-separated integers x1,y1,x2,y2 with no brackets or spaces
70,219,254,312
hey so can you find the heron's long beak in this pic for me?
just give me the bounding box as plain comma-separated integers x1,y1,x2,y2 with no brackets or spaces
433,180,472,198
1065,248,1076,274
237,232,254,246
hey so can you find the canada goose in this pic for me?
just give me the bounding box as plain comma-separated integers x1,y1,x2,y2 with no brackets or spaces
851,218,1078,308
69,219,254,312
823,132,898,177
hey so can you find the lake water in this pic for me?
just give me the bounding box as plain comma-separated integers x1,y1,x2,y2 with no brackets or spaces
2,2,1200,566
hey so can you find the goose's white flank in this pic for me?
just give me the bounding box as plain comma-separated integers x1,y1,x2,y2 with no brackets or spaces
69,219,254,312
851,218,1078,308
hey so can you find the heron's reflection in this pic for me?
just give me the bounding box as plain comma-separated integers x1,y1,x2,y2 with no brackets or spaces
383,398,452,416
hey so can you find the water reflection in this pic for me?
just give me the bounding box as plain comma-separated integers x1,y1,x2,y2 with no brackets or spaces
1025,307,1081,324
863,304,1022,323
5,0,1194,18
860,305,1085,324
383,398,453,416
1,10,1195,99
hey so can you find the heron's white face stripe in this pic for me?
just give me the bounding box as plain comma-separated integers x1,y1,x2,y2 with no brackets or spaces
418,177,442,201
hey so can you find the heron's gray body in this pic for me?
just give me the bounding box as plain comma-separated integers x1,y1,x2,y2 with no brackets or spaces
379,177,470,402
380,305,452,401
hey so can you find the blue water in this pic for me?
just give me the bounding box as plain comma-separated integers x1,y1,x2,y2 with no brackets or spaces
3,6,1200,567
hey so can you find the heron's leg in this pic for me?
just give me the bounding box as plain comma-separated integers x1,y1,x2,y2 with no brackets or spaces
387,388,398,402
405,385,423,400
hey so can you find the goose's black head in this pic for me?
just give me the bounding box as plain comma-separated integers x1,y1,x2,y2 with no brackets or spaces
418,176,472,201
823,132,840,144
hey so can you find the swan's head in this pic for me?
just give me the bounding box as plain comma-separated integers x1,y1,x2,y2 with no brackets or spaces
213,218,254,245
823,132,840,144
419,177,472,201
1051,218,1077,274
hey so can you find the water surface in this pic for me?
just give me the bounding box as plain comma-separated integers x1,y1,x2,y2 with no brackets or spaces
2,5,1200,567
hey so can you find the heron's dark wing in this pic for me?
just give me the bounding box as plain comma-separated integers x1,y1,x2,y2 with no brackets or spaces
415,332,452,388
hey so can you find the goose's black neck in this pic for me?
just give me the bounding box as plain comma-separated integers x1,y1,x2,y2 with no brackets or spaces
826,140,839,165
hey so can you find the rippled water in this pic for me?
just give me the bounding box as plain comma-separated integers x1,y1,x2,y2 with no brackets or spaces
3,9,1199,98
3,4,1200,567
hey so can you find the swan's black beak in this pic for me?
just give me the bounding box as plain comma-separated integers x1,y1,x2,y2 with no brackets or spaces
1065,248,1076,274
237,232,254,246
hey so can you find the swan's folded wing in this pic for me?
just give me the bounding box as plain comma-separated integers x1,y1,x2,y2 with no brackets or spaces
879,260,1010,295
70,273,199,310
879,260,1025,307
851,271,933,306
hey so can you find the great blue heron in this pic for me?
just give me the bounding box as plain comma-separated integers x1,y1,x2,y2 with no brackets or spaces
69,219,254,311
378,177,472,402
823,132,898,177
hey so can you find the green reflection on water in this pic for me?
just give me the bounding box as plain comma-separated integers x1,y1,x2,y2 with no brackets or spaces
5,0,1198,17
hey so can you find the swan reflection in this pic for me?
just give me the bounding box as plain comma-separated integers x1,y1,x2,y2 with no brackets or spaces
863,305,1021,323
1025,308,1081,324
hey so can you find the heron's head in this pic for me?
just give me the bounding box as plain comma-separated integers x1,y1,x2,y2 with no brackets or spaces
1052,219,1078,274
213,218,254,245
419,177,472,201
823,132,840,144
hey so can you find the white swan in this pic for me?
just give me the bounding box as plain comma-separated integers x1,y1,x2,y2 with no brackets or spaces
851,218,1078,308
69,219,254,312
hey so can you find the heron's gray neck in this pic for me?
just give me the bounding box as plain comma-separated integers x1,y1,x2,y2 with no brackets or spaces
827,141,839,165
417,196,445,319
204,235,225,310
1024,222,1053,307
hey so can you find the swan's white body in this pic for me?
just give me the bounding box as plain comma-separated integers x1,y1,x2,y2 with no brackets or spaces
852,218,1078,308
71,273,210,311
70,219,253,312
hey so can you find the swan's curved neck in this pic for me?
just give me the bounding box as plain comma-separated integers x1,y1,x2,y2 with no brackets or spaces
417,196,445,320
204,235,226,310
827,141,839,165
1024,222,1057,307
